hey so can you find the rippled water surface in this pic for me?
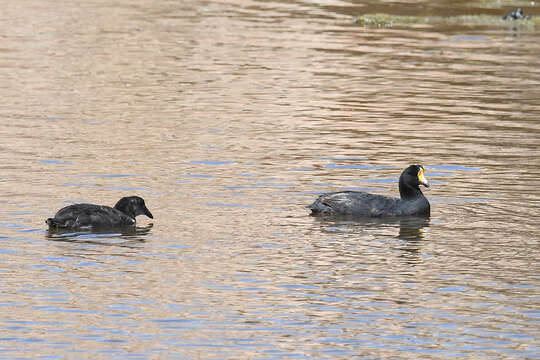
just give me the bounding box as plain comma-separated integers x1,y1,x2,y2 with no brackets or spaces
1,0,539,358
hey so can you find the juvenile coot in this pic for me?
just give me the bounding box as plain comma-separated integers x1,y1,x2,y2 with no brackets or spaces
46,196,153,230
307,164,430,217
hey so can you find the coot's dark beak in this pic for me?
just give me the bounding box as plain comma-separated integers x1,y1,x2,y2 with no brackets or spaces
143,206,153,219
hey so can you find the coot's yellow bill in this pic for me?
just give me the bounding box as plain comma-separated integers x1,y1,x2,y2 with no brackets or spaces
418,166,429,187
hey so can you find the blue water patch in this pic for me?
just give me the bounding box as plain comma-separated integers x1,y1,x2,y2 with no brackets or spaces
30,264,64,273
225,185,255,190
31,306,97,314
521,309,540,318
0,248,17,254
18,289,65,296
184,174,216,178
149,318,196,329
41,160,73,165
451,35,487,41
354,178,394,184
429,165,482,171
279,284,318,290
0,337,18,341
0,223,25,229
167,244,189,249
256,243,281,248
76,261,101,267
9,211,32,215
234,276,266,284
101,338,127,343
150,318,193,323
189,160,234,165
426,171,453,177
36,355,62,360
19,228,43,233
311,182,332,187
435,286,470,293
291,167,316,171
20,337,45,343
4,325,28,330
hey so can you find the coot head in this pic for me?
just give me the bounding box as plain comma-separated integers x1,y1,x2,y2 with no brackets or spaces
114,196,153,219
399,164,429,199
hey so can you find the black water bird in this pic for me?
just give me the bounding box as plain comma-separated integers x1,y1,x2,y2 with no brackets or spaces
46,196,153,230
502,8,530,20
307,164,430,217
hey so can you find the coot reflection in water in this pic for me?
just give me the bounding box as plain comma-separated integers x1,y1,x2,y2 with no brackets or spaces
314,215,430,240
46,223,154,246
312,215,430,266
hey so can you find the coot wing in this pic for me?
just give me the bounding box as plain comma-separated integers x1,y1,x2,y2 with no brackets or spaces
309,191,400,216
49,204,135,229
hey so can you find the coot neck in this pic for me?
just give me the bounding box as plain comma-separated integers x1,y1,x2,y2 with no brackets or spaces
399,178,424,201
114,202,136,219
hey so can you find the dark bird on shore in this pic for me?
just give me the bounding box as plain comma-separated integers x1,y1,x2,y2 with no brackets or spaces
307,165,430,217
46,196,153,230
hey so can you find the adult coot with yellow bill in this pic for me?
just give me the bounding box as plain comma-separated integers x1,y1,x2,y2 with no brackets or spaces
308,165,430,217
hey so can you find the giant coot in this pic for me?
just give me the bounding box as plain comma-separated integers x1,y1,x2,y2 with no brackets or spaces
308,164,430,217
46,196,153,230
502,8,530,20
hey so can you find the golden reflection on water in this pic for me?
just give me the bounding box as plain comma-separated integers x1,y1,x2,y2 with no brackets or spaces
0,0,539,358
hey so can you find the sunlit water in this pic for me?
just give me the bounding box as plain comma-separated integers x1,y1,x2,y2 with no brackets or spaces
1,0,539,358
